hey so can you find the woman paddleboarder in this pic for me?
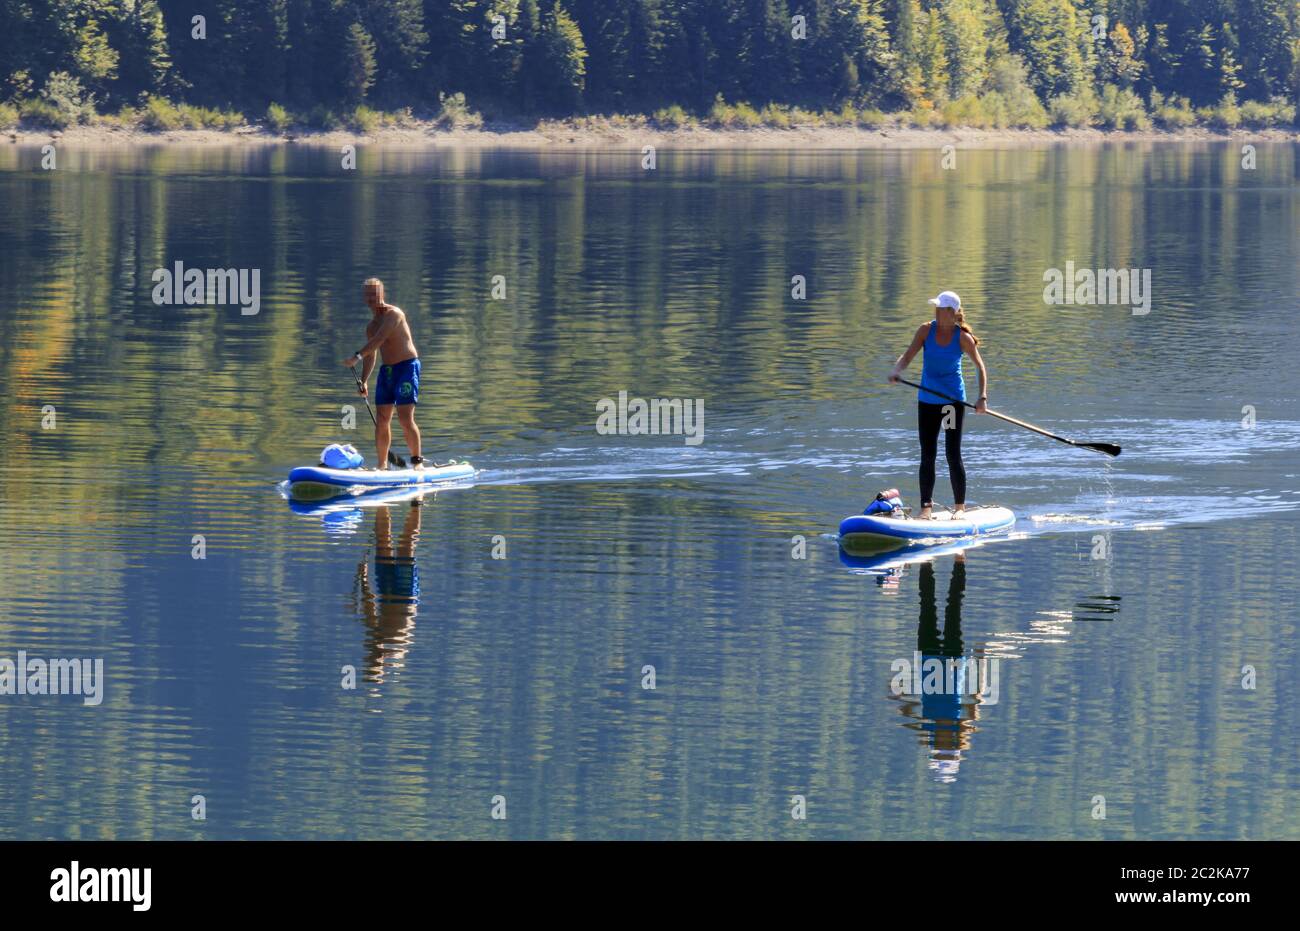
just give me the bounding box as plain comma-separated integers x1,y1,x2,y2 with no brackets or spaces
888,291,988,519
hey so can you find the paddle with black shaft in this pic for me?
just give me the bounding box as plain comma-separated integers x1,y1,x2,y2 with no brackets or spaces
350,363,407,468
895,377,1121,457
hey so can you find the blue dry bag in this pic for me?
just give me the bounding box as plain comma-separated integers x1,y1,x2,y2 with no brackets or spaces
321,443,365,470
864,488,903,515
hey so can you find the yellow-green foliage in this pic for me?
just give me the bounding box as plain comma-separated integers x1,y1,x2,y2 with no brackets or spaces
1198,93,1241,129
941,95,990,128
177,103,244,129
907,100,938,127
40,71,91,124
1238,97,1295,127
266,102,291,133
137,97,243,131
1150,92,1195,128
349,105,381,134
376,108,405,128
653,104,693,128
0,102,18,129
855,107,889,127
95,106,138,128
1098,85,1151,130
436,92,483,129
985,57,1049,128
20,98,73,129
1048,88,1099,127
979,91,1011,127
759,104,791,127
825,102,857,126
139,95,180,130
708,95,761,128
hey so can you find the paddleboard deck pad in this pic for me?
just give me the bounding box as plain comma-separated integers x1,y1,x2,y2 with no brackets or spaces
839,505,1015,552
287,461,476,500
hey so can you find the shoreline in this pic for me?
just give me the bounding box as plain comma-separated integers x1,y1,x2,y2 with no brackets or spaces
8,120,1298,150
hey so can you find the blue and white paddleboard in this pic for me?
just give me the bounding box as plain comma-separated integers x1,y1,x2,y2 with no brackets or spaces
838,506,1015,550
287,461,476,499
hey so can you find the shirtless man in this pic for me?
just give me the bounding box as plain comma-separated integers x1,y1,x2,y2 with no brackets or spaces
341,278,424,469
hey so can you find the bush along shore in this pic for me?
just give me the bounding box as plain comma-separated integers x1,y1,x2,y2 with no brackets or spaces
3,87,1296,146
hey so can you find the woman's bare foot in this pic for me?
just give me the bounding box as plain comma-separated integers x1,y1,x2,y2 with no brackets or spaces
953,505,966,515
918,506,932,520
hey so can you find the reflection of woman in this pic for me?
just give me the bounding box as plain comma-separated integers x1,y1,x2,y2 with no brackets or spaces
355,501,423,683
888,291,989,519
917,559,965,723
914,558,977,784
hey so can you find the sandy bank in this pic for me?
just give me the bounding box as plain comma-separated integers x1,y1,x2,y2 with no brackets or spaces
8,119,1297,150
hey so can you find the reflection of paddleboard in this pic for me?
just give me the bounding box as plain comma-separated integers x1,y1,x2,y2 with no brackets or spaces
838,534,991,571
838,505,1015,550
287,461,476,500
282,481,465,515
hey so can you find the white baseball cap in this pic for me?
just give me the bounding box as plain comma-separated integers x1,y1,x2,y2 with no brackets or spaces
928,290,961,309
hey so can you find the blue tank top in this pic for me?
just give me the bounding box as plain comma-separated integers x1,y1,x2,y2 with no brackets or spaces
919,321,965,405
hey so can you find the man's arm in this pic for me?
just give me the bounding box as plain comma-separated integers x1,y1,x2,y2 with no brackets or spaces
342,310,401,366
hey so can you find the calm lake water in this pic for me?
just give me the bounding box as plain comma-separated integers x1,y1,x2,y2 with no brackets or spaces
0,142,1296,839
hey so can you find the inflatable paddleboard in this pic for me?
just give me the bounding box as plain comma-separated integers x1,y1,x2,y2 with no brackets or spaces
838,505,1015,550
287,461,476,500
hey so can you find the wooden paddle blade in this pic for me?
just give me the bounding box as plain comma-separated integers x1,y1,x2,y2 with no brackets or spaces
1079,442,1122,457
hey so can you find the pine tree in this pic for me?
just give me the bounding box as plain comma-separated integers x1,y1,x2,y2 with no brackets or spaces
1233,0,1294,99
739,0,793,106
942,0,991,98
519,1,587,113
1005,0,1090,99
892,0,926,104
364,0,428,105
344,21,377,104
918,6,949,103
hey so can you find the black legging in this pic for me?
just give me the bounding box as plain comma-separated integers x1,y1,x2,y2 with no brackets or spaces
918,401,966,506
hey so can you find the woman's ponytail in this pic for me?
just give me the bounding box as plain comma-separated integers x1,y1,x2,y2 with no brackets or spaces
955,307,981,346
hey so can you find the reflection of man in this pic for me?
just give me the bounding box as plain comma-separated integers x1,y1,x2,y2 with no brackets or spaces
355,501,422,683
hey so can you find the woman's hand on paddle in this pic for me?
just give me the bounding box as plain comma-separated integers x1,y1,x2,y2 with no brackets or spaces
890,326,927,385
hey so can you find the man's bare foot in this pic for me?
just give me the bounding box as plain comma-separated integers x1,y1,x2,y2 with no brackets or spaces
410,456,425,470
